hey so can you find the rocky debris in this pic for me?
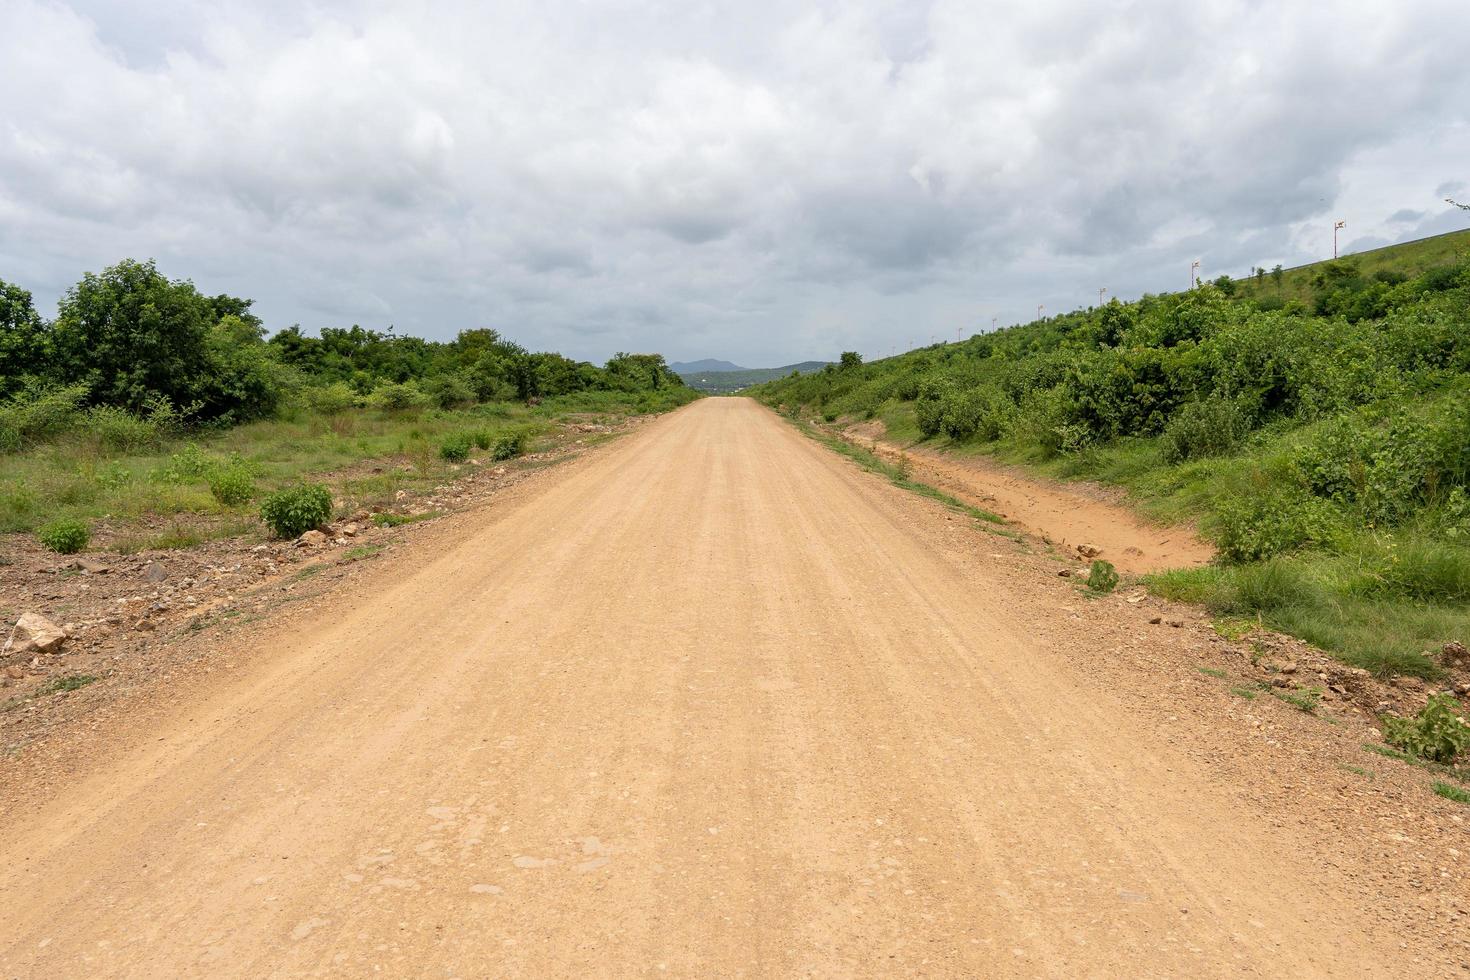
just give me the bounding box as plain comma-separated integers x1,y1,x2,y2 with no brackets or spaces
65,557,111,575
295,530,328,547
3,613,68,658
1149,616,1163,625
1057,569,1073,578
339,523,360,537
143,562,168,583
1076,543,1102,559
1442,641,1469,669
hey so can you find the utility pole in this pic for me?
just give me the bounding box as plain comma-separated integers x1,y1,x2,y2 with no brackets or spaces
1190,260,1201,288
956,325,962,344
991,316,998,332
1098,287,1106,306
1037,304,1044,320
1333,219,1346,259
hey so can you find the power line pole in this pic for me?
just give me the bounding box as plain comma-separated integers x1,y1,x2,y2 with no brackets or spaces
1333,219,1346,259
1098,287,1106,306
1190,260,1201,288
1037,304,1044,320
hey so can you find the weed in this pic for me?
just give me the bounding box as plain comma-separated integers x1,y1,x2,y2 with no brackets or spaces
1086,559,1119,593
1198,667,1227,679
1382,693,1469,763
37,518,90,554
1338,763,1374,779
1229,685,1258,700
342,544,384,561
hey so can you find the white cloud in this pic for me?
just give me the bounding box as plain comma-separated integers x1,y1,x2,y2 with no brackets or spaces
1,0,1467,364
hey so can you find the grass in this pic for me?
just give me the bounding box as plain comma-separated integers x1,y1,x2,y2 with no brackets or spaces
1145,559,1451,679
40,674,99,694
1,389,670,553
371,511,442,528
1197,666,1227,679
1269,684,1323,714
1229,685,1258,700
1432,781,1470,804
342,543,384,561
783,411,1012,530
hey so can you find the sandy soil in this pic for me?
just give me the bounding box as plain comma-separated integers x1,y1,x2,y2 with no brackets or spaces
0,398,1465,977
842,420,1213,574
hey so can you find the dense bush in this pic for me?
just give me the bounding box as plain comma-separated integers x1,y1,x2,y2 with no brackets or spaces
1213,484,1338,562
492,431,529,461
439,433,473,462
0,383,88,452
1161,397,1248,462
260,483,333,538
37,517,90,554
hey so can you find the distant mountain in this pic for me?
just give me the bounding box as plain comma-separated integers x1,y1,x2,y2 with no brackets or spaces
680,361,833,393
670,358,745,374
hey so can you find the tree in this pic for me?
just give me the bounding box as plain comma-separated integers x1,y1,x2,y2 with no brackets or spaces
840,351,863,369
51,259,217,414
1271,264,1284,286
0,278,50,397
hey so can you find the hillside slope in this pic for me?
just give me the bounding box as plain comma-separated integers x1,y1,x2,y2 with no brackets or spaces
752,233,1470,679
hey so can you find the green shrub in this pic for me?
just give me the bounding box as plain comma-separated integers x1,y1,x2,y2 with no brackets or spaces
305,382,358,415
0,383,89,451
259,483,333,538
37,517,90,554
156,443,217,483
1214,485,1336,562
492,431,529,461
1086,559,1119,593
471,430,493,450
439,434,472,462
1382,693,1469,763
87,405,161,452
208,466,256,506
366,380,428,412
1161,397,1248,463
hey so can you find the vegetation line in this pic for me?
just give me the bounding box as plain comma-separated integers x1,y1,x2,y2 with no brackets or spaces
775,407,1011,531
751,231,1470,678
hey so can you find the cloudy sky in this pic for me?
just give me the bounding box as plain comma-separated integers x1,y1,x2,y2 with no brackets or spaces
2,0,1467,366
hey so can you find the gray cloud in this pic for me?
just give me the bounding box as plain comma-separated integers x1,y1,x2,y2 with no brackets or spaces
2,0,1468,366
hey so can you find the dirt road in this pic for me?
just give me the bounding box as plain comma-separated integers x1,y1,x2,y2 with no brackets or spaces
0,398,1459,976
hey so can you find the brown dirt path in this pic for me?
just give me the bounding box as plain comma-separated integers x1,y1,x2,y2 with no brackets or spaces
0,397,1464,977
843,422,1213,573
